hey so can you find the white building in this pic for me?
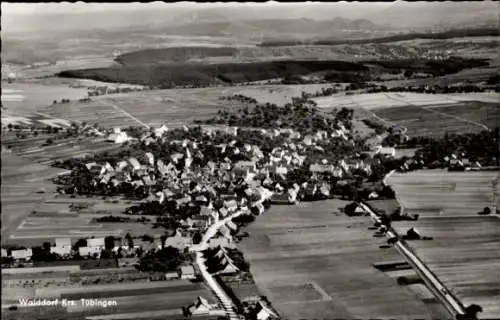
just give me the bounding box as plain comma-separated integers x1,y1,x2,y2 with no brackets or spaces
106,131,129,144
375,146,396,157
11,249,33,260
79,246,102,258
51,238,72,256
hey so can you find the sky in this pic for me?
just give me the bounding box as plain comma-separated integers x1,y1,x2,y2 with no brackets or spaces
2,2,392,16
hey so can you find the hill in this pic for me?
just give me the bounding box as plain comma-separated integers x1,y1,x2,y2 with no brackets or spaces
57,57,489,88
57,60,369,87
260,28,500,47
115,47,239,66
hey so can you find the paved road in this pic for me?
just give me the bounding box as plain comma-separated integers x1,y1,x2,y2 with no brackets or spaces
359,201,468,319
193,209,249,320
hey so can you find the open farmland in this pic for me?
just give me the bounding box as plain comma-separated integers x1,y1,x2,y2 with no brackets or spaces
5,197,164,247
391,216,500,319
2,133,122,166
313,92,500,110
387,169,499,217
3,279,216,320
37,84,332,128
1,152,67,245
313,93,498,137
239,199,443,319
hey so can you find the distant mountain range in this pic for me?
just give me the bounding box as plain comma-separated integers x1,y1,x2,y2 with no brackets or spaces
2,2,497,38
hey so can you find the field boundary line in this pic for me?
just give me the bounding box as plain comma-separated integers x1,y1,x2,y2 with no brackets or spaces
383,93,490,131
105,102,150,129
309,281,333,301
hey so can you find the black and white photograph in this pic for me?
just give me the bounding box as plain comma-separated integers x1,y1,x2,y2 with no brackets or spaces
1,2,499,320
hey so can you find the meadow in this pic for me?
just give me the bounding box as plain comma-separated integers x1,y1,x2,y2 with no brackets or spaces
238,199,443,319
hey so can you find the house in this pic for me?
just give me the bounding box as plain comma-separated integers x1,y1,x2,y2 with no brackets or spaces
85,162,98,170
128,157,141,170
199,205,213,216
215,258,240,275
179,265,197,280
165,271,179,280
309,163,334,174
208,237,232,249
234,161,256,172
154,125,169,138
51,238,72,256
106,131,129,144
192,215,212,230
11,249,32,260
87,238,105,249
219,225,232,239
318,183,331,198
187,296,213,315
180,218,194,229
164,230,193,249
226,220,238,232
270,165,288,175
176,196,192,208
254,301,279,320
375,146,396,157
116,160,129,172
223,199,238,212
79,246,99,257
302,135,313,146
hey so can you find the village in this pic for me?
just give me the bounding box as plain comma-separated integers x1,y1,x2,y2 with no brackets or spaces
3,92,498,320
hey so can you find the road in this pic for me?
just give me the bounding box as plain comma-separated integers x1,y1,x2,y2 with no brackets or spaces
359,200,468,319
192,209,250,320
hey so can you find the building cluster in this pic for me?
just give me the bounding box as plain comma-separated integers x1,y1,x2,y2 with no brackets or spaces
59,121,395,214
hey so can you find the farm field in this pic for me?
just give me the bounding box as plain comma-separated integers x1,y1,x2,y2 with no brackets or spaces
1,112,73,129
313,92,498,137
3,279,215,320
391,216,500,319
371,102,496,137
312,92,500,110
1,152,67,245
388,169,499,217
37,84,333,128
2,133,122,166
5,196,165,247
238,199,442,319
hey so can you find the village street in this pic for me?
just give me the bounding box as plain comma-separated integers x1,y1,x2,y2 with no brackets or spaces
192,208,251,320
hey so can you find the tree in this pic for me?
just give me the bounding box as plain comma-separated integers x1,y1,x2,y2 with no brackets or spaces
160,235,167,249
125,233,134,249
73,238,87,251
42,242,52,252
104,236,115,250
192,231,202,245
141,234,154,243
478,207,491,215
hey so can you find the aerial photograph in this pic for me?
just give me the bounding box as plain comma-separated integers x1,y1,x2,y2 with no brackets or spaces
1,1,499,320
